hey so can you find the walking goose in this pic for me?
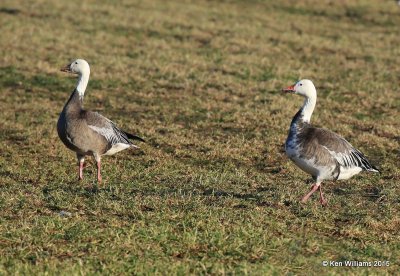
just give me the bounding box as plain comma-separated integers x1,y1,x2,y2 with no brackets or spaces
282,79,379,205
57,59,144,183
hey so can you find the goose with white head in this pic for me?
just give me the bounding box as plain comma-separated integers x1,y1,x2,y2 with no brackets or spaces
57,59,144,183
282,79,379,205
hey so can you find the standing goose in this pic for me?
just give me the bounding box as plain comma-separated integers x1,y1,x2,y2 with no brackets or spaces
282,79,379,205
57,59,144,183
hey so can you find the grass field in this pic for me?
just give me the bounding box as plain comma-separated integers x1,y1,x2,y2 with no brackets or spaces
1,0,399,274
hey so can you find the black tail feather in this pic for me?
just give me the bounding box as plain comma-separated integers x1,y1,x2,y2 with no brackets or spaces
125,132,145,142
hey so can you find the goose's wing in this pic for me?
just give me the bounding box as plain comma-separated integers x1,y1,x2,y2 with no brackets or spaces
84,111,141,147
298,127,378,172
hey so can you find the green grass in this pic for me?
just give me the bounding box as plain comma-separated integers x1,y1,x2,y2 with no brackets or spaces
0,0,399,274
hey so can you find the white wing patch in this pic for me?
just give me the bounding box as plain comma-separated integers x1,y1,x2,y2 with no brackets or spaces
323,146,350,164
89,124,138,156
323,148,352,165
88,125,116,142
322,146,366,179
322,145,369,169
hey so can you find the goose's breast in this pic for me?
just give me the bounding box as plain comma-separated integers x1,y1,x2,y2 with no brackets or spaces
285,130,300,159
57,112,69,146
57,112,86,154
285,135,339,180
286,137,316,174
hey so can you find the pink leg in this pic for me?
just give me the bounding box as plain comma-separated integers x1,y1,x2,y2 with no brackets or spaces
78,161,84,180
77,154,85,181
301,184,320,203
96,159,102,183
319,185,327,206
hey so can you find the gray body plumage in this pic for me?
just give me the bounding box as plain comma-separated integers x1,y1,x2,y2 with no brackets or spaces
282,79,379,204
285,99,379,184
57,58,144,182
57,90,142,158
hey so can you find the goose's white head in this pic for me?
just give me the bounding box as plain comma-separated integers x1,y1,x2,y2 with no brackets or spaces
282,79,316,99
61,59,90,76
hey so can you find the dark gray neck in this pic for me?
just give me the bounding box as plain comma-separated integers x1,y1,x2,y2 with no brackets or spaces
64,89,83,114
286,107,310,145
290,108,310,129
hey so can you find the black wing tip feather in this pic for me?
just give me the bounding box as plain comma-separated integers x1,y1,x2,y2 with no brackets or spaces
125,132,145,142
351,148,379,173
368,165,380,174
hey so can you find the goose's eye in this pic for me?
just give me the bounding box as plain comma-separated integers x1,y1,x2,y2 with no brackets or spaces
75,62,78,64
299,83,303,86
